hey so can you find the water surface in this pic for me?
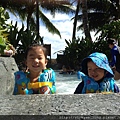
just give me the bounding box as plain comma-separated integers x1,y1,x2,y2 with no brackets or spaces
55,71,120,94
55,71,81,94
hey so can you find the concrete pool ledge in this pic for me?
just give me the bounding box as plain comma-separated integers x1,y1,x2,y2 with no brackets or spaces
0,94,120,115
0,57,120,116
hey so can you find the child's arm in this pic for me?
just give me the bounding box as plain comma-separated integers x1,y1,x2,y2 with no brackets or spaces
74,81,84,94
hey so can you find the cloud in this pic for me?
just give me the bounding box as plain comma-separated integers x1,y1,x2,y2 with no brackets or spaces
6,12,27,30
40,12,83,58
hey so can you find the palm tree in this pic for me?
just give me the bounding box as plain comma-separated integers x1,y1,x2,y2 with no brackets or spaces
87,0,120,40
72,0,80,41
76,0,119,32
71,0,92,41
81,0,92,41
37,0,75,43
0,0,75,44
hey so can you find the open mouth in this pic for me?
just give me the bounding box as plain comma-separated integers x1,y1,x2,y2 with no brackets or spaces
32,65,40,68
92,75,98,79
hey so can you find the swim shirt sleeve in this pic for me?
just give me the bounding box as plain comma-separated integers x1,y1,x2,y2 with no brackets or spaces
74,81,84,94
114,83,120,93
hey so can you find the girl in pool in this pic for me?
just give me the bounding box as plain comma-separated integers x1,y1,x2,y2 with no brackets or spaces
13,43,56,95
75,52,120,94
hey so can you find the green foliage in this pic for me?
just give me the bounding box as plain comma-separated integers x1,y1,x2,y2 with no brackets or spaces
7,21,37,67
97,20,120,41
62,37,110,70
0,7,12,55
8,21,36,51
0,29,8,54
0,7,9,27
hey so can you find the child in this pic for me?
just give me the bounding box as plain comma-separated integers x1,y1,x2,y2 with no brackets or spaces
13,43,56,95
74,52,120,94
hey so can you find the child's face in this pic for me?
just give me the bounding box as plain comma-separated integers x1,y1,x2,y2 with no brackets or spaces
26,46,47,73
87,61,105,81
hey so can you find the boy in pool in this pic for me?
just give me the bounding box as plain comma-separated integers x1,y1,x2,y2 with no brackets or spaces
13,43,56,95
74,52,120,94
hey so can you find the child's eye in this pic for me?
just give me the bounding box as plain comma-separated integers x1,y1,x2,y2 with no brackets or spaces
88,68,91,71
30,57,34,59
38,57,42,60
95,68,103,72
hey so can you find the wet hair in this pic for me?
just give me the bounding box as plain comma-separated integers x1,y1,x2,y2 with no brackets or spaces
24,43,48,59
107,38,116,45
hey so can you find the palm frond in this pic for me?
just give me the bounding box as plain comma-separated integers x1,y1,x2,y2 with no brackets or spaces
39,10,61,38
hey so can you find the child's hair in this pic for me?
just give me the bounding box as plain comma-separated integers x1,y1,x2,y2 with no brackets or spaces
82,58,91,75
24,43,48,59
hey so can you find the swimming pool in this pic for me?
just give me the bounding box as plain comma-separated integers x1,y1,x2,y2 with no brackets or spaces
55,71,120,94
55,71,81,94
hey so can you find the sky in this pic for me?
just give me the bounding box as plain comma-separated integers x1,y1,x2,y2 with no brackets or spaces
7,11,98,59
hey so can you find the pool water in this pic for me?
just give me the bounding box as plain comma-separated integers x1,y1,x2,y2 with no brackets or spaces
55,71,82,94
55,71,120,94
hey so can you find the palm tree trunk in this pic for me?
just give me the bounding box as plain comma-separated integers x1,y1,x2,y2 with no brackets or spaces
26,1,35,32
26,14,30,31
36,0,40,43
72,0,80,41
117,0,120,19
81,0,92,41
